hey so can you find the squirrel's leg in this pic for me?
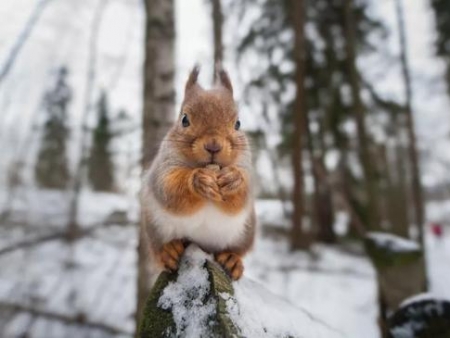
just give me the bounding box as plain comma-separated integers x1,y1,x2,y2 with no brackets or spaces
157,239,186,271
214,252,244,280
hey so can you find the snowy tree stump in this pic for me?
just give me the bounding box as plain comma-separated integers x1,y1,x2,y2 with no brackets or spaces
389,297,450,338
138,250,239,338
365,232,426,336
138,246,343,338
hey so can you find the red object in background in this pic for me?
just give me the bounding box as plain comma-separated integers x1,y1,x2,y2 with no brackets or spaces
430,223,443,238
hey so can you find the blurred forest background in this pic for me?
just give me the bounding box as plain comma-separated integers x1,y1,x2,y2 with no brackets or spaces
0,0,450,337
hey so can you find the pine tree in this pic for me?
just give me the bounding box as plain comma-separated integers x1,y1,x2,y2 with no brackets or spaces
232,0,387,237
87,91,114,191
430,0,450,96
35,66,71,189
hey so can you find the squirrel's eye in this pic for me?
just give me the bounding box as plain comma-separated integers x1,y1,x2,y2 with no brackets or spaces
181,114,190,127
234,120,241,131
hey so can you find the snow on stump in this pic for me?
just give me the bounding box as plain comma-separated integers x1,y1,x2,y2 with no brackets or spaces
365,232,426,335
139,246,342,338
389,295,450,338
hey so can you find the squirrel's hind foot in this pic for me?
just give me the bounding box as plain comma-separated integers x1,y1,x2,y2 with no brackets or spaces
159,239,185,271
215,252,244,280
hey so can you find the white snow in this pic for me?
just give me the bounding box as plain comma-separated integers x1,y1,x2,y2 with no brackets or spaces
157,245,342,338
366,232,421,252
224,278,343,338
245,231,379,338
157,246,217,338
400,292,450,308
426,229,450,301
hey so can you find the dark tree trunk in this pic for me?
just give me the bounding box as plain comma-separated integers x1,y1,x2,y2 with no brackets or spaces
137,0,175,332
394,0,428,293
395,0,426,252
392,117,410,238
289,0,310,250
343,0,380,231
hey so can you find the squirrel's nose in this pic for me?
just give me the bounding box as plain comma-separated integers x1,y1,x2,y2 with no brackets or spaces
204,142,222,154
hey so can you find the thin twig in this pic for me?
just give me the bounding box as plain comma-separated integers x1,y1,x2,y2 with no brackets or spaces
0,0,52,87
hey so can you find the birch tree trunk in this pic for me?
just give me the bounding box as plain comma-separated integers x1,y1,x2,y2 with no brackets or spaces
211,0,224,79
137,0,175,332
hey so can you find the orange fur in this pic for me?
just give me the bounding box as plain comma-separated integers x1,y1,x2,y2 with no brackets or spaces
162,167,206,214
157,239,185,271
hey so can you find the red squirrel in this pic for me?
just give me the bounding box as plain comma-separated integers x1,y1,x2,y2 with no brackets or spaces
141,66,255,280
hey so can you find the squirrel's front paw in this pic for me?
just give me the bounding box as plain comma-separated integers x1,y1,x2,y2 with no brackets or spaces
159,240,185,271
215,252,244,280
192,168,222,202
217,166,244,196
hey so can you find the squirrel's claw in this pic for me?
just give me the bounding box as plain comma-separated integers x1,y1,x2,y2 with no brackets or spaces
159,239,185,271
215,252,244,280
192,168,223,201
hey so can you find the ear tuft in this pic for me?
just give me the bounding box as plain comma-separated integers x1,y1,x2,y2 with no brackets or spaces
215,63,233,95
185,65,201,95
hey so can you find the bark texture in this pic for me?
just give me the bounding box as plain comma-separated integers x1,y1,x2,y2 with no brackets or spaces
395,0,426,251
289,0,310,250
211,0,224,78
343,0,380,231
365,233,426,337
137,0,175,331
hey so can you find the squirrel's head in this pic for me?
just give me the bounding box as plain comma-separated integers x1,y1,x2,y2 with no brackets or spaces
168,66,248,168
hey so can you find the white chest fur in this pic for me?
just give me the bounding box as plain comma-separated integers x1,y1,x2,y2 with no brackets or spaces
149,193,249,251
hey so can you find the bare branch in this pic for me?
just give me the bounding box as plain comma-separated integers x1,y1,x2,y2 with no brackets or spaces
0,301,130,335
0,0,51,87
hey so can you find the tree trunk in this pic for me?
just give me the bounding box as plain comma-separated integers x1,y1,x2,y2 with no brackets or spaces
314,164,336,243
289,0,310,250
137,0,175,332
211,0,224,80
395,0,426,253
365,232,426,337
392,118,410,238
343,0,380,231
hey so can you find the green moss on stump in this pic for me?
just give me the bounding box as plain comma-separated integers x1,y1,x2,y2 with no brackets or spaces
207,261,239,338
139,271,177,337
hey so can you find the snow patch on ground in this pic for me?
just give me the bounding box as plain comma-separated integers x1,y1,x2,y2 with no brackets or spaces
426,232,450,300
224,278,343,338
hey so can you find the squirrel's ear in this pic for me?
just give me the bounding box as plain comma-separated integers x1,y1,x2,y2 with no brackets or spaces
215,63,233,95
185,65,202,96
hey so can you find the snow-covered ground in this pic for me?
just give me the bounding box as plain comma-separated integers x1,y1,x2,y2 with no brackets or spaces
1,194,450,337
245,235,379,337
